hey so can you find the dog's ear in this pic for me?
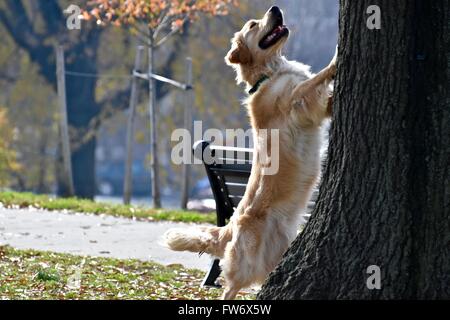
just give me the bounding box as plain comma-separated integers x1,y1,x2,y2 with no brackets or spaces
226,40,252,65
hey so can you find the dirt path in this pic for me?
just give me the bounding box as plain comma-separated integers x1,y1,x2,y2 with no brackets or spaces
0,207,211,271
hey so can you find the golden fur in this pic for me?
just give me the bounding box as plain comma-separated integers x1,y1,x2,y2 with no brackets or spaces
165,7,337,300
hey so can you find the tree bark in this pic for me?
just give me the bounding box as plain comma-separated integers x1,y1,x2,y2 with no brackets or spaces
258,0,450,299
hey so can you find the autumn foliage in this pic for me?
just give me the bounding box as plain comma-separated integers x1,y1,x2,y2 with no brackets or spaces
83,0,238,32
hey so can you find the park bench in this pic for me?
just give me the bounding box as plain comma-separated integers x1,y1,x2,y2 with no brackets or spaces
192,140,317,287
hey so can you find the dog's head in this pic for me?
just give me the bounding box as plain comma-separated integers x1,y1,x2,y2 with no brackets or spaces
225,6,289,82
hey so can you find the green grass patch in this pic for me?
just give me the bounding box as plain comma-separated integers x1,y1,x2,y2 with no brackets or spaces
0,246,253,300
0,191,216,224
35,269,60,282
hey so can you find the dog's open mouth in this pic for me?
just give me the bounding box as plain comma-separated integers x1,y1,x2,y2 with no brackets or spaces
259,24,289,49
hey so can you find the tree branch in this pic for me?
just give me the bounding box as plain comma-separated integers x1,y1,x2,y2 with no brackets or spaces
37,0,64,35
0,0,56,84
155,16,188,48
98,85,132,114
130,24,152,45
69,85,134,151
153,7,171,39
0,0,42,50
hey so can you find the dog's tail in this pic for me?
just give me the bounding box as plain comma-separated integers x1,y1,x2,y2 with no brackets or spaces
164,225,232,258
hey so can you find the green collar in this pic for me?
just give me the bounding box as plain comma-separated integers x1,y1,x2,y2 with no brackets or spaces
248,75,269,95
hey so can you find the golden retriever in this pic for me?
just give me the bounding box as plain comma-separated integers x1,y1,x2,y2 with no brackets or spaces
165,6,337,300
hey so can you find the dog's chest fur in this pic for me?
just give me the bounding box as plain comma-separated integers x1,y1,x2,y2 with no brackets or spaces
245,60,323,216
226,62,325,281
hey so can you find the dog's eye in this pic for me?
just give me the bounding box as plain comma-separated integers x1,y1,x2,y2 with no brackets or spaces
249,22,257,29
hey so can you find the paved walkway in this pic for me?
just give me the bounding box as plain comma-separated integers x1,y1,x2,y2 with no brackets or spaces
0,207,211,271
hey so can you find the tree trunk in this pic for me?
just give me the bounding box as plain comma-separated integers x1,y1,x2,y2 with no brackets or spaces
36,130,49,194
258,0,450,299
57,55,100,199
180,58,193,210
148,42,162,208
55,91,98,199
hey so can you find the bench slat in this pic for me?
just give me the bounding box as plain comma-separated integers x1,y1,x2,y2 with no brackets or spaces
209,145,253,153
224,182,247,196
216,158,252,165
211,168,251,177
228,195,244,207
220,175,249,185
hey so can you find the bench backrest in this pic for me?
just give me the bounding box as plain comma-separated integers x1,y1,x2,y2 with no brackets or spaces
193,140,252,226
193,140,317,227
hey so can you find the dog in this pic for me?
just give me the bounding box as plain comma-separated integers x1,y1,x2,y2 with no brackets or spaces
165,6,337,300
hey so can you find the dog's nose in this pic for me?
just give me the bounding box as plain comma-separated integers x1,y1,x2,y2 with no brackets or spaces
269,6,281,14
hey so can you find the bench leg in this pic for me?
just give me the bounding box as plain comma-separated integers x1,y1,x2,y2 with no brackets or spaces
201,258,222,288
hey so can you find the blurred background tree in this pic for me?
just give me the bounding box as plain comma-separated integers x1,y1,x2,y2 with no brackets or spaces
0,0,338,207
0,107,20,188
0,0,131,199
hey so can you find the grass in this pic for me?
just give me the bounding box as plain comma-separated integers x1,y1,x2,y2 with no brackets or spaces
0,191,216,224
0,246,253,300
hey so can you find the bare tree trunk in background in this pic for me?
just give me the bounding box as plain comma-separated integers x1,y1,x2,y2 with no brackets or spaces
258,0,450,299
36,139,48,194
148,40,162,208
124,46,144,205
180,58,193,210
56,46,75,197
